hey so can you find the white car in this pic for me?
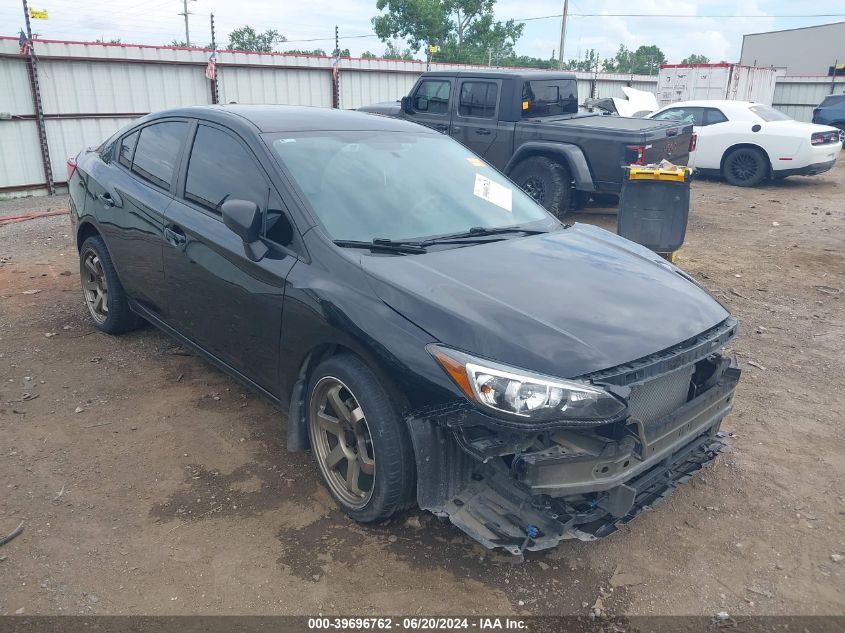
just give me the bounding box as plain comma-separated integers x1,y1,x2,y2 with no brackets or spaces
647,100,843,186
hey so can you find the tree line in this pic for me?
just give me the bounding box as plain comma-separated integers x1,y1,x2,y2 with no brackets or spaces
169,0,716,72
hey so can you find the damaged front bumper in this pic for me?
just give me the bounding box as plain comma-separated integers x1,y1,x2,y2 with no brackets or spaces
407,325,741,555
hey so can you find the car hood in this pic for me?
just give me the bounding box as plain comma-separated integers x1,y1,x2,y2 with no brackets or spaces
361,224,730,378
358,102,402,117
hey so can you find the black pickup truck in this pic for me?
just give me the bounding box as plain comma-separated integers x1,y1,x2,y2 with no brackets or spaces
360,70,693,216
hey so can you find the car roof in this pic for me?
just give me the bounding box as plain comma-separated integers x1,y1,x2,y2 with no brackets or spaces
423,69,577,81
145,104,434,134
656,100,759,109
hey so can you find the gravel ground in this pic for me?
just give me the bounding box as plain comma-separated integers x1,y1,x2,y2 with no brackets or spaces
0,164,843,617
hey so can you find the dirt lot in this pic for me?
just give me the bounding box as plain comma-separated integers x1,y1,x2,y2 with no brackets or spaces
1,163,843,618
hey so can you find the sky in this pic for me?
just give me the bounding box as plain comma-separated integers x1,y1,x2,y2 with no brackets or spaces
3,0,845,66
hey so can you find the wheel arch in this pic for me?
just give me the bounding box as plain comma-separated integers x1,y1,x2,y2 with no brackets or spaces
720,142,773,176
76,219,131,286
286,340,412,453
76,220,102,252
505,142,594,191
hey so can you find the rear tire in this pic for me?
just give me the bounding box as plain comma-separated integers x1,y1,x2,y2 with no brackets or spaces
509,156,572,219
79,236,144,334
722,147,768,187
306,354,415,523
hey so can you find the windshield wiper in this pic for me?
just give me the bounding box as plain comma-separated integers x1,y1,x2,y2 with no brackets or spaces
419,226,547,246
333,239,427,254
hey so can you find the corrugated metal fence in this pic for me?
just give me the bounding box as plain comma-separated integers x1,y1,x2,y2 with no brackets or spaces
0,37,661,196
772,75,845,122
1,37,842,196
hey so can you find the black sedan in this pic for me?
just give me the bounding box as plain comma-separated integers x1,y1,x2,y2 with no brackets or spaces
68,105,740,554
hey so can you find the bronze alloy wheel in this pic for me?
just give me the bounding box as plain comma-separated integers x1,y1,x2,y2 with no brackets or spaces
81,249,109,324
308,376,376,508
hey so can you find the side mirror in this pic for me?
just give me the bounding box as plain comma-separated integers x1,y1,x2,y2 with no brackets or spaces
400,96,412,114
222,199,268,261
414,96,429,112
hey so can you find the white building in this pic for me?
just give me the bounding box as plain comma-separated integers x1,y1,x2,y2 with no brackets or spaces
740,22,845,76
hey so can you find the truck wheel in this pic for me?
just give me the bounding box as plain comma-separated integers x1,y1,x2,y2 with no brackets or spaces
510,157,572,219
722,147,768,187
306,354,416,523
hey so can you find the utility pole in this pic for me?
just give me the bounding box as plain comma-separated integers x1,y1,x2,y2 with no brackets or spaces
21,0,54,194
557,0,568,69
179,0,195,47
331,25,340,109
209,12,218,104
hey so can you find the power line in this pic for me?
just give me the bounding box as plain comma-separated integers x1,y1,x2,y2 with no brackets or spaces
282,33,379,43
516,12,845,21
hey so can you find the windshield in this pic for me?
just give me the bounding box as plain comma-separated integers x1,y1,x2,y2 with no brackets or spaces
268,130,551,243
749,105,791,122
522,79,578,117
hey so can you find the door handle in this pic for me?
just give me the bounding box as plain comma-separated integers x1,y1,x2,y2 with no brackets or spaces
164,226,187,248
475,128,492,136
451,126,462,134
98,192,116,207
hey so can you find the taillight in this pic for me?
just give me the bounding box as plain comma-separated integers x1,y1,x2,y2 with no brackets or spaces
811,131,838,145
689,133,697,152
66,157,78,180
625,145,646,165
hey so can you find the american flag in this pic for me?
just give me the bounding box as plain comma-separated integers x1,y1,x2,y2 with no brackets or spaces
332,49,340,83
205,51,217,80
19,29,32,56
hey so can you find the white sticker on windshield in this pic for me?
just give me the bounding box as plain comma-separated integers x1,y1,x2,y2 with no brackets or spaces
473,173,512,212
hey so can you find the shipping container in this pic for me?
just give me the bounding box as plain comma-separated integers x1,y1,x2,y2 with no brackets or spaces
657,63,779,107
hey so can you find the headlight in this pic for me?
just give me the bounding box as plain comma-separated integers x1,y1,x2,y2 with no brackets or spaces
429,345,627,426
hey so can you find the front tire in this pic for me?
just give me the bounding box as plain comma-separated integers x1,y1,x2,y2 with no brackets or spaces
509,156,572,219
306,354,415,523
79,236,143,334
722,147,768,187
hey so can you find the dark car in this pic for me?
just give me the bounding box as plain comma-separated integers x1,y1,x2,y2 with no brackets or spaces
812,93,845,131
359,70,693,216
68,105,740,554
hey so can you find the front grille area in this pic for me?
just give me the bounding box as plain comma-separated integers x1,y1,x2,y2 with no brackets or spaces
626,365,694,425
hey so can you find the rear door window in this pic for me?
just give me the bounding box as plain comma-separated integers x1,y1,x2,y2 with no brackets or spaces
458,81,498,118
704,108,728,125
118,130,139,169
184,124,268,215
522,79,578,117
653,107,705,126
131,122,189,190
